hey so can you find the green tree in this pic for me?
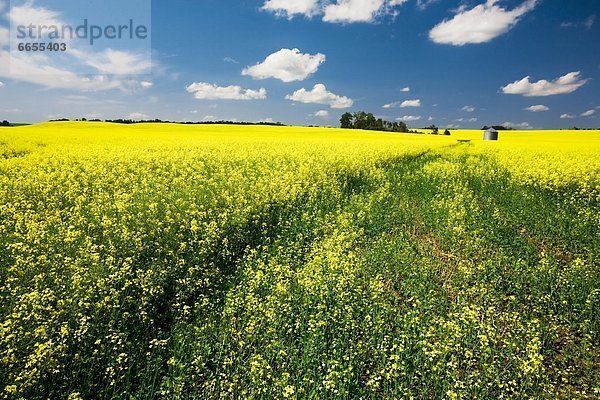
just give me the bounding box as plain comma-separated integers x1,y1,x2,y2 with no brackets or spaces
339,111,408,133
340,112,353,129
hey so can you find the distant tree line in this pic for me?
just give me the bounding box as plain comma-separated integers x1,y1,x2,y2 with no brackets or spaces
482,125,514,131
340,112,408,133
1,120,10,127
424,125,451,135
48,118,286,127
563,126,600,131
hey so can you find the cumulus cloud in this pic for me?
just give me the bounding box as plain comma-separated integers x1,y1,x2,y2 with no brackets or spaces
383,99,420,108
524,104,549,112
323,0,408,23
461,105,475,112
262,0,321,18
186,82,267,100
140,81,153,89
314,110,330,117
560,113,575,119
429,0,538,46
581,109,596,117
400,99,420,107
285,84,353,108
501,72,588,97
0,81,4,88
400,86,410,92
262,0,409,23
242,48,326,82
397,115,421,121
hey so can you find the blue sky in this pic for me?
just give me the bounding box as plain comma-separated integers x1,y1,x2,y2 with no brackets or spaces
0,0,599,128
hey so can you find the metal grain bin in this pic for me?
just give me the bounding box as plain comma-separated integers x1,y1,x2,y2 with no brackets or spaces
484,128,499,141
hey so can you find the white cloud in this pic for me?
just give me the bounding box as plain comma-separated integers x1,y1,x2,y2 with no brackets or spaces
314,110,330,117
223,57,240,64
285,84,353,108
581,109,596,117
524,104,549,112
242,48,326,82
461,105,475,112
127,112,150,120
417,0,439,10
261,0,408,23
397,115,421,121
140,81,153,89
501,71,588,97
1,3,152,90
560,113,575,119
9,3,63,33
323,0,408,23
561,15,596,30
454,117,478,122
186,82,267,100
383,99,420,108
68,48,151,75
503,121,532,129
258,117,276,123
262,0,321,18
0,27,8,47
400,99,420,107
0,81,4,88
0,50,125,91
323,0,385,23
429,0,538,46
400,86,410,92
202,115,217,121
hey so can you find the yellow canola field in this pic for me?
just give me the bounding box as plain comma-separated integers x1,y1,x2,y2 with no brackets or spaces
451,129,600,187
2,122,598,189
1,122,599,399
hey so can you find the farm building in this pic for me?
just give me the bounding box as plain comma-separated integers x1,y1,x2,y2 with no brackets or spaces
484,128,499,141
